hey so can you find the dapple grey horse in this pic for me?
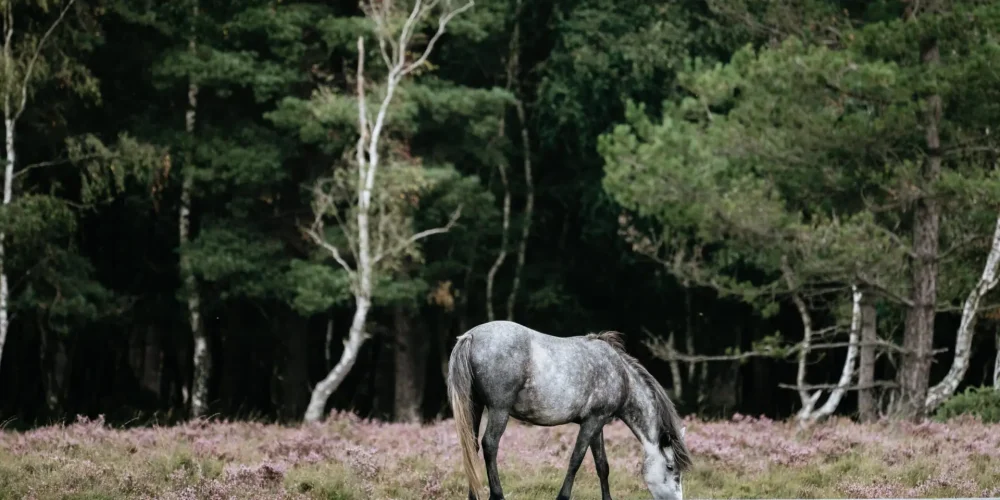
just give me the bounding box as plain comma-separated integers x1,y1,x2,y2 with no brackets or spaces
447,321,691,500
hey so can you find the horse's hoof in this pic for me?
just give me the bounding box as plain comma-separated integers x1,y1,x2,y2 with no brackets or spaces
555,495,570,500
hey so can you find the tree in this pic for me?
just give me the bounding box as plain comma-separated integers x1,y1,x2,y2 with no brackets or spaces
302,0,472,423
601,0,1000,421
177,0,208,419
0,0,77,375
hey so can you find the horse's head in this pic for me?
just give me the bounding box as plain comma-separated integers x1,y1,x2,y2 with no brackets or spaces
642,426,686,500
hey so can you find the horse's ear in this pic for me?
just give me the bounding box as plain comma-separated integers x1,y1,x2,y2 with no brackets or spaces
680,426,686,439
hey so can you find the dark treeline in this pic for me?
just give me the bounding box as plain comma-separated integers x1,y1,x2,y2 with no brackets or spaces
1,0,999,429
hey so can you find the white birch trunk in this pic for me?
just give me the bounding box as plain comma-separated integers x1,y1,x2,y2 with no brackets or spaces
305,296,371,422
809,285,863,421
180,6,210,418
925,212,1000,410
782,258,822,419
994,329,999,390
0,115,13,373
0,2,15,378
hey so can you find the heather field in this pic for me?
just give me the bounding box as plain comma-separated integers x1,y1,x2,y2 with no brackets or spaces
1,412,999,499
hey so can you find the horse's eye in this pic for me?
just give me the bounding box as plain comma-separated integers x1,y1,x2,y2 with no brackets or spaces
666,464,674,472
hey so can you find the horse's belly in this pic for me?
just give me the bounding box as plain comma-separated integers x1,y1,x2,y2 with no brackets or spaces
509,346,605,425
511,381,584,425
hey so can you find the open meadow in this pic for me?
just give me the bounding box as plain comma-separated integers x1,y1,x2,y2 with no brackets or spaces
1,412,998,499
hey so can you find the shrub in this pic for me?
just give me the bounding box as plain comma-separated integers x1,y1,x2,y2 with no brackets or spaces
934,386,1000,424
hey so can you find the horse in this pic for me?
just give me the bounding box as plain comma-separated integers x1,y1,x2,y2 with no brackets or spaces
447,320,691,500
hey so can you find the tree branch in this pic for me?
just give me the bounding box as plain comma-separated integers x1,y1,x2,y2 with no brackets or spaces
16,0,76,120
779,381,899,391
400,0,474,76
373,205,462,265
304,225,356,279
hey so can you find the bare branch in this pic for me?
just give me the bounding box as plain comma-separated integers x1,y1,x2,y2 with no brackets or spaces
305,211,356,280
395,0,425,68
779,381,899,391
369,4,394,69
373,205,462,265
16,0,76,120
13,153,110,179
854,271,914,306
400,0,475,76
937,233,985,262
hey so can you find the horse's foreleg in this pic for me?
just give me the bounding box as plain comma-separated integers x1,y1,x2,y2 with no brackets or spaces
482,408,510,500
556,419,604,500
589,429,612,500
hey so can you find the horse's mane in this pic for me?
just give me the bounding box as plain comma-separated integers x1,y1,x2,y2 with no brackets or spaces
587,330,692,472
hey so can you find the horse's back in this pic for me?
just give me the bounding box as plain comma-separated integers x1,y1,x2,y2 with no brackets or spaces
463,321,628,425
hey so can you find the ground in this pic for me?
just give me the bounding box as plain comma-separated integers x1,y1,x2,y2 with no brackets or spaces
0,411,998,499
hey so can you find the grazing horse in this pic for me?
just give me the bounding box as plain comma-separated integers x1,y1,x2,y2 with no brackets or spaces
447,321,691,500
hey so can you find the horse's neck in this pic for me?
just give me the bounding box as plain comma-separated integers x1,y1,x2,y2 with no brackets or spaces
619,366,659,448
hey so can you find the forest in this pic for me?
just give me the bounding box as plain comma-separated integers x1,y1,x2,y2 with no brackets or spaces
1,0,1000,432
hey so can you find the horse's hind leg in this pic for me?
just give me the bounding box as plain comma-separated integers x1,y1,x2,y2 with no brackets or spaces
468,403,484,500
589,429,612,500
481,407,510,500
556,418,605,500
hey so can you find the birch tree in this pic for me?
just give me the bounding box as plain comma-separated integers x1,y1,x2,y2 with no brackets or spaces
0,0,76,373
302,0,471,423
178,0,209,419
924,213,1000,410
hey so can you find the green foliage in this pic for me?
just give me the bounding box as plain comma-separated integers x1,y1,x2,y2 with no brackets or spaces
11,247,119,335
285,260,353,316
185,225,288,301
600,3,1000,312
934,386,1000,424
69,133,163,205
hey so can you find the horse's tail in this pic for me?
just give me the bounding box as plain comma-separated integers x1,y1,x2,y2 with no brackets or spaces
448,333,481,499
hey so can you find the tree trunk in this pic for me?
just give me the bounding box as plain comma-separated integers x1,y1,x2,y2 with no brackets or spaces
809,286,863,421
273,314,309,421
325,315,334,372
180,3,209,419
925,212,1000,410
39,325,69,416
485,160,510,322
783,257,822,419
393,305,427,422
993,327,999,390
142,328,162,398
0,114,12,374
505,0,532,321
666,333,683,401
506,96,533,321
858,295,878,422
305,298,370,422
898,37,942,422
